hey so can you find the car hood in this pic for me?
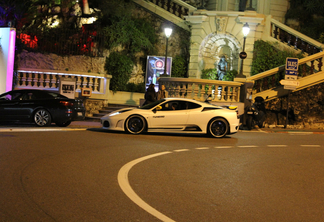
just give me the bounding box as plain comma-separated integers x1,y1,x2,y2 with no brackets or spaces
102,107,136,118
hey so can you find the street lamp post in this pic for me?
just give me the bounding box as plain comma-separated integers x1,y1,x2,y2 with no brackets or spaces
163,27,172,77
237,23,250,78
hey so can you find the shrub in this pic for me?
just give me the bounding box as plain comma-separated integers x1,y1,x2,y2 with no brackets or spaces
172,55,187,77
105,52,134,92
223,70,238,81
201,68,218,80
251,40,303,76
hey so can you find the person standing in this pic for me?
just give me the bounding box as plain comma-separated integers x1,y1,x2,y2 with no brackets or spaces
143,84,157,105
157,84,168,100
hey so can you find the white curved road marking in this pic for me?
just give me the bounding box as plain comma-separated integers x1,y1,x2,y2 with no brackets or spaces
118,151,176,222
214,146,233,149
173,149,190,152
117,143,322,221
238,145,259,148
195,147,209,150
300,145,321,147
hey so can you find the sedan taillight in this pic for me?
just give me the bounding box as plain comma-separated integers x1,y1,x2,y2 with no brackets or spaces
60,101,73,107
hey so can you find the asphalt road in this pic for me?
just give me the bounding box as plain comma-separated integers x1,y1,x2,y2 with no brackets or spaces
0,127,324,221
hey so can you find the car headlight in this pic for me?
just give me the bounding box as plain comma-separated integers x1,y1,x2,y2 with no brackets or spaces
109,112,121,117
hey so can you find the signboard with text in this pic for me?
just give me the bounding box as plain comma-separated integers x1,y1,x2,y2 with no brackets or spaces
59,77,76,99
145,56,172,91
285,57,299,80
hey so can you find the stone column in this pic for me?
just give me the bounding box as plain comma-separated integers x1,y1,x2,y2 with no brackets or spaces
185,14,208,79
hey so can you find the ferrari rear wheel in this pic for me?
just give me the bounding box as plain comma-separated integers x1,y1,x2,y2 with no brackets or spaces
125,115,146,134
208,118,228,138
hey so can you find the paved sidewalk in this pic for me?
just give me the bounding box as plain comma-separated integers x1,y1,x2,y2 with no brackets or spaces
68,120,101,128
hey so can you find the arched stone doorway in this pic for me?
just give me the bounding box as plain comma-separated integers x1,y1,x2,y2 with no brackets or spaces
185,11,264,79
198,33,241,79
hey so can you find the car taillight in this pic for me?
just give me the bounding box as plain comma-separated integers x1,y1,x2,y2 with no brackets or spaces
60,101,73,106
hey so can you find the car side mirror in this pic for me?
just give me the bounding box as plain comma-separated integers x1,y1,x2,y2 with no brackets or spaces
155,105,162,111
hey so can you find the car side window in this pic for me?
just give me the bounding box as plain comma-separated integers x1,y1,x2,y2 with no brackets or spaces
187,101,201,109
160,102,173,111
160,101,187,111
22,93,36,100
4,92,23,101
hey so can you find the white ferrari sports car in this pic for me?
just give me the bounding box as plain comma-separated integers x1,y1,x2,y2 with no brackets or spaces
101,98,240,138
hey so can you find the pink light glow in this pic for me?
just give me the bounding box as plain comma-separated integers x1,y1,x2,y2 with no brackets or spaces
6,29,16,92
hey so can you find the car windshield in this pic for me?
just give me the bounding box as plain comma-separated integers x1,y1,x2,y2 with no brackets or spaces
139,99,165,109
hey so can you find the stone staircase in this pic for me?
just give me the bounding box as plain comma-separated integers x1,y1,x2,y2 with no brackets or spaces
85,104,138,121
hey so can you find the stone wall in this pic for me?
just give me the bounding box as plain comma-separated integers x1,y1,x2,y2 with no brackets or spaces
84,99,107,117
264,82,324,129
17,50,107,74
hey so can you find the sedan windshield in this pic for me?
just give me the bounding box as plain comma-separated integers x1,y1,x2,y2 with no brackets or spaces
139,99,165,109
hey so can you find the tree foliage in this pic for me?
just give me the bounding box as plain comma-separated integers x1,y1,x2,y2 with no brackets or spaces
105,52,134,92
103,16,157,55
172,55,188,78
285,0,324,42
0,0,36,28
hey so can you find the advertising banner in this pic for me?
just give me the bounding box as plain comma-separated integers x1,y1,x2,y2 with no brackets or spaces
145,56,172,91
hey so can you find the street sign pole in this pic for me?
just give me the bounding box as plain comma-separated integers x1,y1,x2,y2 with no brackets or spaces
285,91,290,129
282,58,299,128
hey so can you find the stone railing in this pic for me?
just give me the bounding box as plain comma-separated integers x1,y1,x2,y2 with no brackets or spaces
270,18,323,55
15,68,112,100
158,77,243,103
248,18,324,100
139,0,196,19
247,51,324,100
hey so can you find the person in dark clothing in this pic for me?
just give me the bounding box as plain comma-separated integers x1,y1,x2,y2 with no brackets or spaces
143,84,157,105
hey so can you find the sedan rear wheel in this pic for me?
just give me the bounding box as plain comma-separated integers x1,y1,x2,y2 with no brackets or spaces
208,118,228,138
125,115,146,134
34,109,51,127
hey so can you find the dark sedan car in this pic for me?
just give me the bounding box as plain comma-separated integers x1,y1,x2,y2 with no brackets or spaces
0,89,85,127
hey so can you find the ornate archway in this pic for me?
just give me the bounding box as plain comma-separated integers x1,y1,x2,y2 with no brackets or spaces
198,33,241,78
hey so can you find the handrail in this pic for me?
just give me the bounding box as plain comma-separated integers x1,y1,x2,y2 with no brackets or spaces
140,0,196,19
270,18,324,55
247,50,324,99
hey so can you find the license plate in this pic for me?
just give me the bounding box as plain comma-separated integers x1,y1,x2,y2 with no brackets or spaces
247,111,253,114
77,112,83,116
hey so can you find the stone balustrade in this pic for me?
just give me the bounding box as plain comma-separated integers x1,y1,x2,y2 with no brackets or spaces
145,0,196,19
247,51,324,100
15,68,111,100
158,77,243,103
270,18,323,55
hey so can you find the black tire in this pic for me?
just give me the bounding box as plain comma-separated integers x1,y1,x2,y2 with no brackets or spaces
208,118,229,138
34,109,51,127
56,121,71,127
125,115,146,134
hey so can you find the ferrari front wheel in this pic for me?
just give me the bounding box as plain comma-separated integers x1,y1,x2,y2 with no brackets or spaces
208,118,229,138
125,115,146,134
